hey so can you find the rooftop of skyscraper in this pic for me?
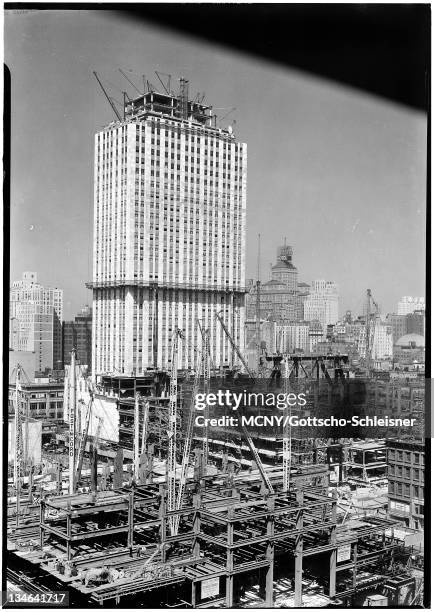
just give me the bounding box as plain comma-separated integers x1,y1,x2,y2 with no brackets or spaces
272,245,297,271
102,75,235,137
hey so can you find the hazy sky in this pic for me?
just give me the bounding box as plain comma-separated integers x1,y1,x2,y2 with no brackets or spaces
5,9,426,320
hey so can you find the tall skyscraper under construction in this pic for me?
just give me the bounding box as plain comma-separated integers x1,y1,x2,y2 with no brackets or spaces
90,78,246,376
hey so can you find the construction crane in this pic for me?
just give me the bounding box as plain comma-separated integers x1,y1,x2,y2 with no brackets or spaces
179,78,189,120
256,234,262,373
167,329,184,536
365,288,379,374
14,365,24,525
134,393,141,481
173,329,205,535
14,365,24,489
89,417,103,493
119,68,141,95
93,71,122,122
282,357,292,492
215,311,275,494
141,401,149,455
215,311,254,378
199,324,211,466
68,349,77,494
93,416,103,450
75,395,94,489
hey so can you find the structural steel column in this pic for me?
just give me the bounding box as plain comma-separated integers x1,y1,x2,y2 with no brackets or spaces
191,582,197,608
28,466,33,503
159,485,167,563
265,496,275,606
128,491,134,552
66,505,72,561
226,506,234,607
192,493,201,559
294,490,304,607
352,543,358,589
40,499,45,548
329,494,337,597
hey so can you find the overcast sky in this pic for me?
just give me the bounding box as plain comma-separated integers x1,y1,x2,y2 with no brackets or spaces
5,9,426,320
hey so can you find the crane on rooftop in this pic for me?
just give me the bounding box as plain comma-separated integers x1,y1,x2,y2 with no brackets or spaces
93,71,122,122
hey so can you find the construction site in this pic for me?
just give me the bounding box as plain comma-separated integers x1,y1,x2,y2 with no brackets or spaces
5,62,426,607
6,311,426,608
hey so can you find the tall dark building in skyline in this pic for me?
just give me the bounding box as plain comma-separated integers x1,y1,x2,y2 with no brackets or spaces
63,305,92,369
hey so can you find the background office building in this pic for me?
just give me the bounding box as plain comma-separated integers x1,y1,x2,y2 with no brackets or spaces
386,311,425,345
90,83,246,375
63,305,92,369
9,272,63,372
397,296,425,315
246,244,308,322
303,280,339,335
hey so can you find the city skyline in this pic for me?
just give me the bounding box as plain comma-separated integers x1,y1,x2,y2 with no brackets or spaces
5,10,426,320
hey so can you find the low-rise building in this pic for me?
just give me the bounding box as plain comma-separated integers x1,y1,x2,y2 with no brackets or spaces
393,334,425,366
275,322,309,353
397,296,425,315
387,439,424,530
8,380,64,423
345,440,388,487
308,319,323,352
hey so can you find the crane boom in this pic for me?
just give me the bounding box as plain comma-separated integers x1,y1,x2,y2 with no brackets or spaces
282,358,291,492
198,324,211,465
69,349,77,494
14,365,24,488
119,68,141,94
173,336,204,534
256,234,261,371
75,395,94,487
167,329,183,535
215,311,254,378
141,400,149,454
202,330,211,465
93,71,122,121
215,312,274,494
134,393,140,480
94,417,103,449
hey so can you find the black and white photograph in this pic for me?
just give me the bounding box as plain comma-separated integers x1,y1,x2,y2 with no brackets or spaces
3,4,429,609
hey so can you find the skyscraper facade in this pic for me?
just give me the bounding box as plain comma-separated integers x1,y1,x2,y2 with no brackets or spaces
9,272,63,371
63,305,92,368
356,321,393,361
90,84,246,375
386,313,408,345
246,244,307,322
303,280,339,334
